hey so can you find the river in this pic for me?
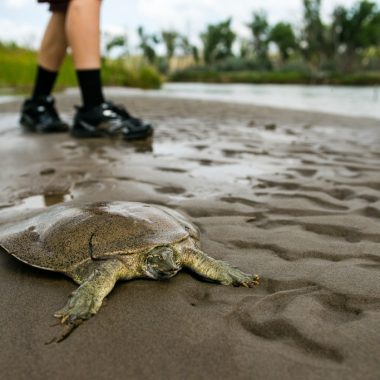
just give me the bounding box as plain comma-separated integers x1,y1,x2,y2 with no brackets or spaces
2,83,380,120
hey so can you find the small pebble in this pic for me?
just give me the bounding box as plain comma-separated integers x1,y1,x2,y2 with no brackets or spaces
40,168,56,176
264,123,277,131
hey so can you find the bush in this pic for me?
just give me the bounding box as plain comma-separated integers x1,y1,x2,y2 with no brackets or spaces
209,57,264,71
328,71,380,85
102,58,162,89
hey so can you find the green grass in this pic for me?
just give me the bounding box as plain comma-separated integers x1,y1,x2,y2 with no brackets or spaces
102,58,162,89
0,42,162,92
169,69,311,84
169,68,380,85
327,71,380,85
2,42,379,90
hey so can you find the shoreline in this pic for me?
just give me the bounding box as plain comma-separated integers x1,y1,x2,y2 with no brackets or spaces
1,90,379,129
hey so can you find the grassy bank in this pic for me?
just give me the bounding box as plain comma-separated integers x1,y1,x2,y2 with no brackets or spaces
169,69,380,86
0,43,162,92
2,42,379,90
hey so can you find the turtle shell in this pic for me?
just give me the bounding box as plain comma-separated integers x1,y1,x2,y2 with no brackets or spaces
0,201,199,273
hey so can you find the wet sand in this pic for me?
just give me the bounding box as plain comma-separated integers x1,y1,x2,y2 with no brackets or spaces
0,92,380,380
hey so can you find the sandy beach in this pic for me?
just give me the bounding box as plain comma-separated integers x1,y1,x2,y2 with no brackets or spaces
0,91,380,380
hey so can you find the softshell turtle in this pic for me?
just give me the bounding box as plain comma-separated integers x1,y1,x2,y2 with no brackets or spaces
0,201,259,336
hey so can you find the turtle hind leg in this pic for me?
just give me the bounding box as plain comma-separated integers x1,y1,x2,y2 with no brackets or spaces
180,247,260,288
54,259,127,325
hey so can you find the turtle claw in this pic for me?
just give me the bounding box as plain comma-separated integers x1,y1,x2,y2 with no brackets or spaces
48,291,100,343
222,267,260,288
238,277,260,288
53,308,72,324
48,285,103,343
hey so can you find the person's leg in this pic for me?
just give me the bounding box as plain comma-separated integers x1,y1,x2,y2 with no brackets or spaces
39,11,68,71
20,10,69,133
66,0,104,108
66,0,153,140
32,11,67,100
66,0,101,69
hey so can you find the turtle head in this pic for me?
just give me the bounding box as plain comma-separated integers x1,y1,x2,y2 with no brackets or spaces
145,246,181,280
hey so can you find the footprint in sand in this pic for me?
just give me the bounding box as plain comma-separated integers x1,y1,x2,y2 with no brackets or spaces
232,287,345,363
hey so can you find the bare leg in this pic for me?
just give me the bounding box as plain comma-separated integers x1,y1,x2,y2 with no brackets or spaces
180,248,260,287
66,0,102,69
39,11,68,71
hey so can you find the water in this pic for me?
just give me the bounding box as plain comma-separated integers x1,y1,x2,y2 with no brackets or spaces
0,95,17,104
17,193,72,208
0,193,73,226
3,83,380,120
108,83,380,120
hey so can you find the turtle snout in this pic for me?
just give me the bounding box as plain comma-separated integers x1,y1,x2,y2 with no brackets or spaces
157,265,180,278
145,247,181,279
167,266,180,274
163,265,180,274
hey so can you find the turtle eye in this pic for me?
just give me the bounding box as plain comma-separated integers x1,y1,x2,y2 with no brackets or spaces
153,254,163,261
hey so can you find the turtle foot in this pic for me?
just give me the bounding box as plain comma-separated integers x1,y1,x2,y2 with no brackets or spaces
221,266,260,288
239,274,260,288
54,287,102,324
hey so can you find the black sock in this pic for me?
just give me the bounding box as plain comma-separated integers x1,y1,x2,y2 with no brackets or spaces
32,65,58,100
76,69,105,109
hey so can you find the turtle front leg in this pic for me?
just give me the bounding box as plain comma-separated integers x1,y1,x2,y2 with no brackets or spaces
180,248,260,288
54,259,128,324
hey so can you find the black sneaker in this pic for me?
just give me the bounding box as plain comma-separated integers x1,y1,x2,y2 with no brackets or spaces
20,95,69,133
71,101,154,140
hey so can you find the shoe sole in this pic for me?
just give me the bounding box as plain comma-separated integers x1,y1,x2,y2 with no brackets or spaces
71,120,119,138
71,122,154,140
123,127,154,141
20,115,69,133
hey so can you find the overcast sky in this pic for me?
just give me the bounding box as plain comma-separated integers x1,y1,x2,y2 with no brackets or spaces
1,0,380,49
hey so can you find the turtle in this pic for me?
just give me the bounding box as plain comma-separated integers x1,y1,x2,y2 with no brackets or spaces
0,201,259,339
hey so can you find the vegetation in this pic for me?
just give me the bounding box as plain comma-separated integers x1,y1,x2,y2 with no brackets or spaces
200,19,236,64
0,41,161,92
1,0,380,89
167,0,380,85
269,23,297,63
125,0,380,85
0,42,75,90
246,11,271,69
170,70,312,84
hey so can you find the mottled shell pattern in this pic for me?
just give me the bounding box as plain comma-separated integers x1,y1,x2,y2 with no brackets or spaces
0,202,199,273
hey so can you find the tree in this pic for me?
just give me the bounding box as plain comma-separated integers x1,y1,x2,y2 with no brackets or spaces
104,34,128,58
178,35,200,63
269,22,297,62
332,1,380,55
161,30,178,61
301,0,326,67
200,18,236,64
137,26,159,64
239,38,250,59
246,11,271,67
